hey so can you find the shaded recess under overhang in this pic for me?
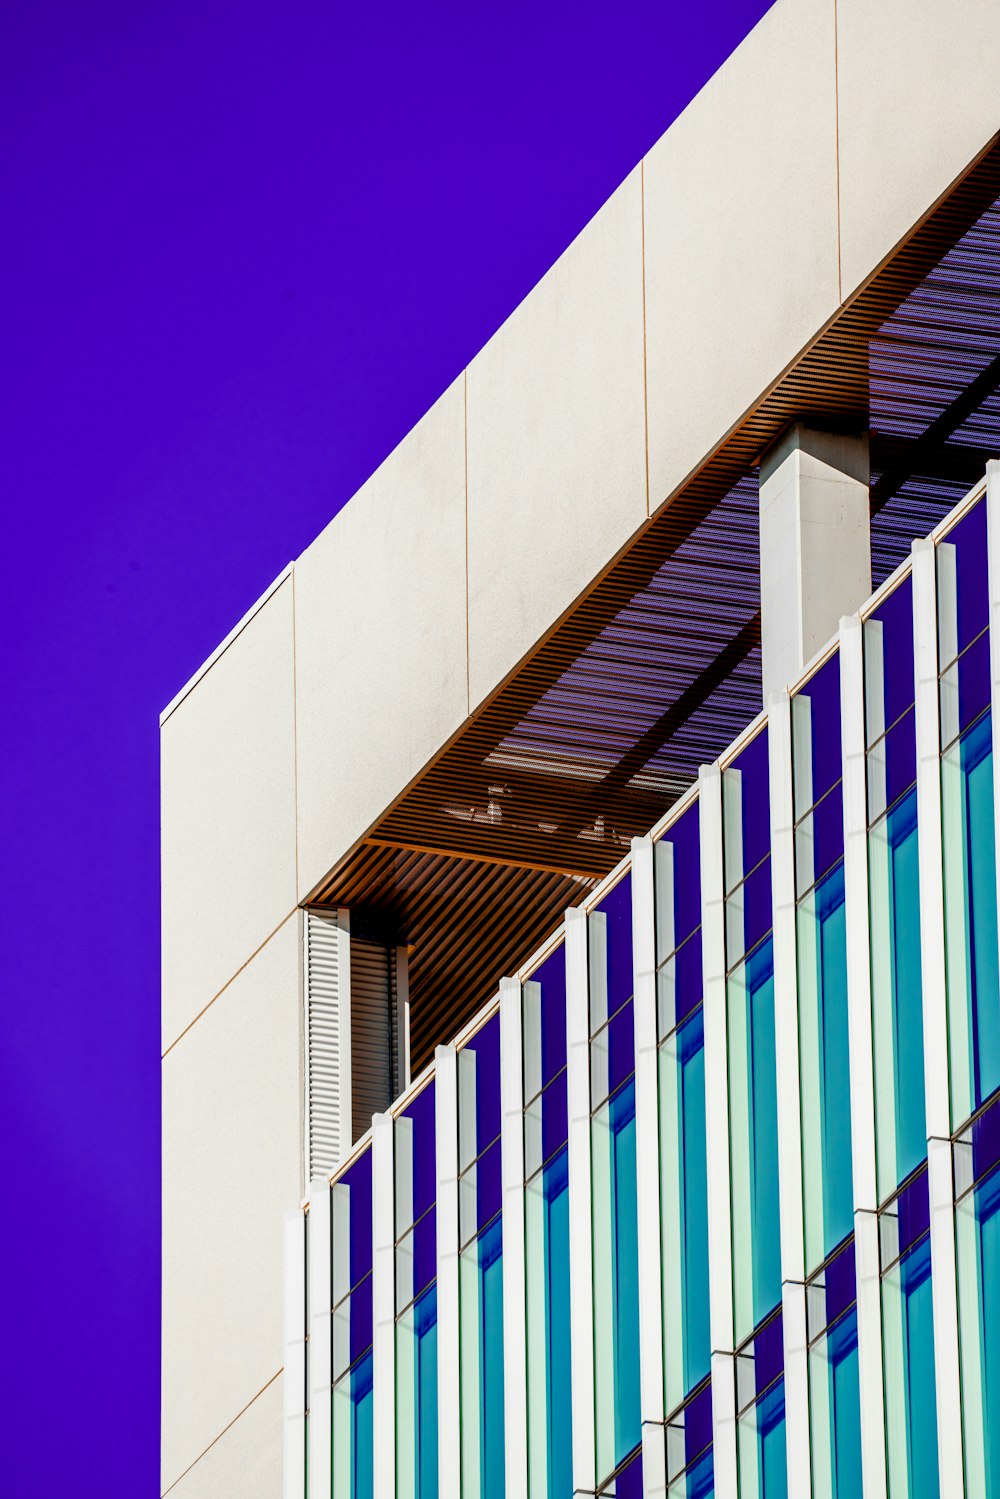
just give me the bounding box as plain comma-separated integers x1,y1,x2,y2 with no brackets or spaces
315,141,1000,1071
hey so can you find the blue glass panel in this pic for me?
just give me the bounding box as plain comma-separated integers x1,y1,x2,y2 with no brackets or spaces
796,782,844,898
976,1168,1000,1497
461,1135,501,1243
737,855,774,967
797,651,842,807
944,501,989,659
679,1010,710,1395
595,872,634,1022
398,1206,437,1309
474,1217,505,1499
889,793,925,1184
898,1237,939,1499
413,1284,438,1499
668,1446,714,1499
825,1309,861,1499
809,1237,857,1338
941,630,990,744
748,938,781,1326
869,706,917,823
896,1168,930,1262
595,996,635,1104
525,1071,568,1180
972,1095,1000,1187
727,729,771,885
464,1012,501,1153
533,944,567,1090
659,926,704,1039
680,1378,714,1470
951,715,1000,1111
341,1150,373,1290
610,1078,641,1466
347,1273,373,1368
867,574,915,743
350,1349,374,1499
756,1379,787,1499
544,1147,573,1498
400,1082,436,1224
605,1446,643,1499
806,862,854,1262
752,1310,784,1398
662,800,702,952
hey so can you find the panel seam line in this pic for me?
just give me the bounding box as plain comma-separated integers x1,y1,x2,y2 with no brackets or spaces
160,1368,283,1496
162,908,298,1059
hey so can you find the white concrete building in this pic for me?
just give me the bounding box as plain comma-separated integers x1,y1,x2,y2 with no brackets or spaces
161,2,1000,1494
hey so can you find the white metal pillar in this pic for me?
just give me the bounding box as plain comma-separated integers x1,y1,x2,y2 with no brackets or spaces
699,763,737,1499
759,424,870,701
500,974,528,1499
372,1112,395,1499
912,536,965,1496
566,904,596,1497
988,464,1000,1007
284,1208,307,1499
767,692,810,1497
307,1180,332,1499
435,1045,460,1494
839,611,888,1499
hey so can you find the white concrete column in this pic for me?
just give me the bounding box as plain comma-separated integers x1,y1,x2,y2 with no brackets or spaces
435,1046,460,1495
284,1208,307,1499
840,612,888,1499
307,1181,332,1499
759,424,870,701
632,834,665,1442
500,975,528,1499
566,904,596,1497
699,763,737,1499
767,694,810,1496
372,1113,395,1499
912,537,964,1497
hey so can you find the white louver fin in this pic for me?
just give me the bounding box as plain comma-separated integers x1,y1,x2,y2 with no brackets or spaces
303,908,352,1179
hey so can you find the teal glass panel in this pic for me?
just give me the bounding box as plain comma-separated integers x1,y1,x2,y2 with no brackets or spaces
332,1350,374,1499
798,862,853,1269
737,1379,786,1499
659,1005,710,1411
525,1146,572,1499
396,1283,438,1499
883,1235,939,1499
593,1077,641,1482
956,1155,1000,1497
459,1217,504,1499
808,1308,861,1499
869,788,926,1200
942,711,1000,1125
667,1447,714,1498
729,938,780,1341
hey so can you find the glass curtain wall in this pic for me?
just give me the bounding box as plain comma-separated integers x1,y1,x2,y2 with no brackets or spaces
523,943,572,1499
332,1148,375,1499
735,1311,786,1499
937,501,1000,1127
955,1092,1000,1499
724,727,784,1496
879,1166,939,1499
864,575,926,1201
806,1236,861,1499
655,797,713,1492
395,1083,438,1499
664,1376,714,1498
792,652,853,1270
457,1013,505,1499
589,872,642,1487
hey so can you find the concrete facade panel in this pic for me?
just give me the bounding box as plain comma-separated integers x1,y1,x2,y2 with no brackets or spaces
294,376,468,899
161,577,297,1051
466,167,647,711
161,918,300,1492
643,0,840,508
837,0,1000,299
163,1376,283,1499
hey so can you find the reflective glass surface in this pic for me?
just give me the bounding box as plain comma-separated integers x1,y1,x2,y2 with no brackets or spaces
665,1378,714,1498
880,1169,939,1499
332,1149,375,1499
955,1095,1000,1498
524,946,572,1499
807,1239,861,1499
459,1216,505,1499
396,1087,438,1499
659,1005,710,1410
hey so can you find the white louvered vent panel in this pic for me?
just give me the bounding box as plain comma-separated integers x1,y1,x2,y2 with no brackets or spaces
350,939,392,1143
304,909,347,1179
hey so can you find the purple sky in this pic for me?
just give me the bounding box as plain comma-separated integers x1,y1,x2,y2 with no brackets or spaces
2,3,773,1488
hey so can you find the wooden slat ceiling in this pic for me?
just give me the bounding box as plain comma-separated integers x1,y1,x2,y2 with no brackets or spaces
315,140,1000,1072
